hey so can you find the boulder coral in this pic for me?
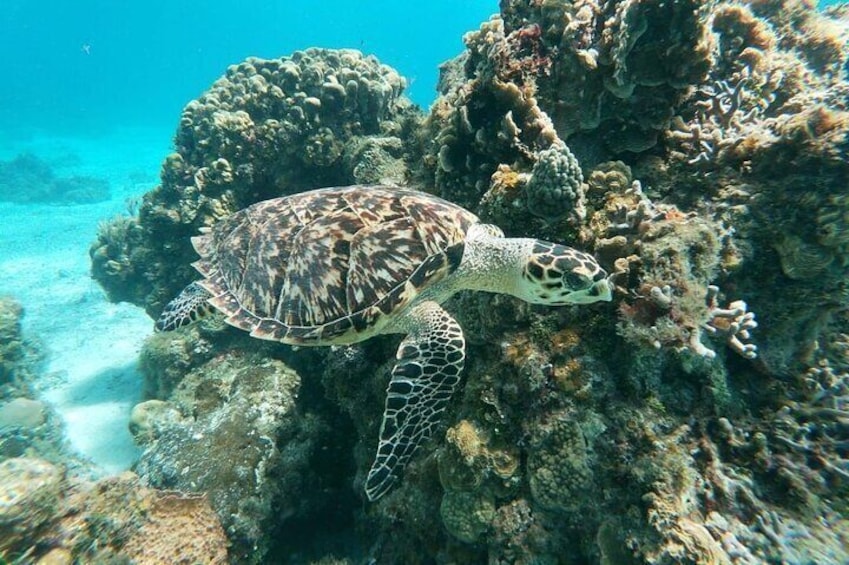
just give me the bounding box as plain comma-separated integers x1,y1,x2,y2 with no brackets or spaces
0,297,32,391
133,342,308,563
0,299,70,467
92,48,421,317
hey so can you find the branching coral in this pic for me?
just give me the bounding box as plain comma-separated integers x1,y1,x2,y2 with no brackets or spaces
667,72,771,170
772,362,849,488
699,285,758,360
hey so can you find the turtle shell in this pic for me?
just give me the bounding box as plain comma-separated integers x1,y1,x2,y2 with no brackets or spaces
192,185,479,344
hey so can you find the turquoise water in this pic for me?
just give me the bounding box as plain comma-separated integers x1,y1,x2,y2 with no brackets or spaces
1,1,848,563
1,0,495,135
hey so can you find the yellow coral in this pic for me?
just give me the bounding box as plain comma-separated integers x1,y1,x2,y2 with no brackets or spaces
122,492,228,564
446,419,487,466
550,327,581,356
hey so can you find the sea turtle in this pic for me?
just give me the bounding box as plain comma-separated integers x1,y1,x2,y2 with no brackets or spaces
156,185,612,500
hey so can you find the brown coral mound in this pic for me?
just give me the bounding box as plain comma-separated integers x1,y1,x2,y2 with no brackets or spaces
0,460,228,564
91,48,420,316
121,491,228,564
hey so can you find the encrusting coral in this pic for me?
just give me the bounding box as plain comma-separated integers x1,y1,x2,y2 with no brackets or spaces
0,457,228,563
86,0,849,562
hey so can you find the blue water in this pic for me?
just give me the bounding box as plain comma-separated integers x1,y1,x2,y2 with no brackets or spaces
1,0,495,136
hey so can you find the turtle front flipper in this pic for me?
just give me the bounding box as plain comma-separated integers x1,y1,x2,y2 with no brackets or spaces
365,301,466,501
155,282,213,332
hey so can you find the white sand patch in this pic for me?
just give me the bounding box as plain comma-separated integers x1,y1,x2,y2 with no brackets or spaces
0,126,171,475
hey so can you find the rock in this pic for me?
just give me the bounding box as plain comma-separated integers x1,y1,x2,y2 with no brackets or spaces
0,457,63,547
0,398,47,429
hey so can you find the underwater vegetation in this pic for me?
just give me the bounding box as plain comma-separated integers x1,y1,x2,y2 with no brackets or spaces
56,0,849,562
0,153,110,204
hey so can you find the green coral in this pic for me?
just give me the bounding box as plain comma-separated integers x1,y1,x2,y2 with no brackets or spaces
525,143,585,222
528,411,594,513
440,490,495,544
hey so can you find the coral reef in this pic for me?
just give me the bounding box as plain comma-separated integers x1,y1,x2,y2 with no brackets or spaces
0,298,71,467
87,1,849,562
132,326,343,563
92,48,421,316
0,457,228,563
0,297,30,391
0,153,110,204
0,303,230,563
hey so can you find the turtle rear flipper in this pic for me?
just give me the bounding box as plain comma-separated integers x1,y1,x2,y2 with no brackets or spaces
365,301,466,501
155,282,213,332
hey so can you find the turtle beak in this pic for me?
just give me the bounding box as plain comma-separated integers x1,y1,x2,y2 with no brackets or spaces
588,277,613,302
561,277,613,305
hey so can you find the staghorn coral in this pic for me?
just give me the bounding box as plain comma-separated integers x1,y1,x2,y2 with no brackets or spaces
770,359,849,501
650,1,849,375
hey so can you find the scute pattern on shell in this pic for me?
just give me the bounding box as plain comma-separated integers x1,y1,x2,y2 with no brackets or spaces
192,186,479,343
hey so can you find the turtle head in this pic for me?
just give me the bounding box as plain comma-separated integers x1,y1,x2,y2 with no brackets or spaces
517,241,612,305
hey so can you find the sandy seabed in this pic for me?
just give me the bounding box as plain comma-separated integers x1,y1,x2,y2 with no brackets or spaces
0,126,171,474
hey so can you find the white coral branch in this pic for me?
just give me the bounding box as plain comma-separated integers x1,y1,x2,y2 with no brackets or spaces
702,285,759,359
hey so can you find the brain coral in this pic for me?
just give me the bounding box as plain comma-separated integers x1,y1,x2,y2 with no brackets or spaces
527,411,594,513
92,48,420,316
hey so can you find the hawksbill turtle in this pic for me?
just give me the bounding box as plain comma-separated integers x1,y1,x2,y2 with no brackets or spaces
156,185,612,501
